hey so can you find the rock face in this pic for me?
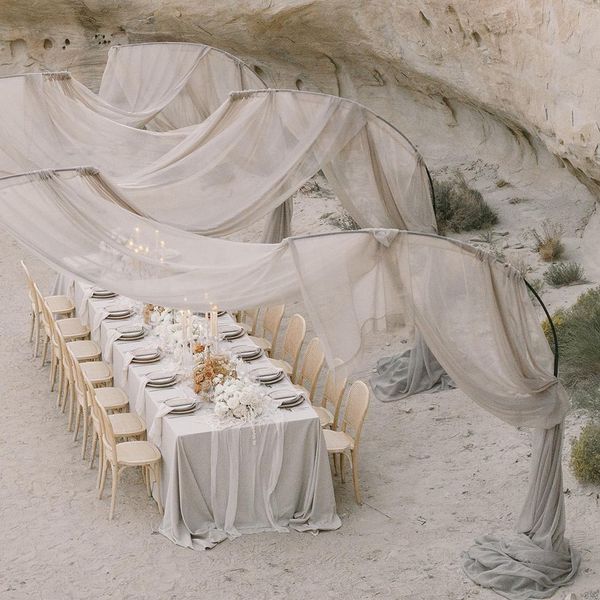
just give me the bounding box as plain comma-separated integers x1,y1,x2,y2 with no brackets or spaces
0,0,598,212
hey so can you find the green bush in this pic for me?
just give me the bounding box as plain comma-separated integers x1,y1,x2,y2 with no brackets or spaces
571,424,600,484
527,219,565,261
433,177,498,233
544,261,585,288
547,287,600,413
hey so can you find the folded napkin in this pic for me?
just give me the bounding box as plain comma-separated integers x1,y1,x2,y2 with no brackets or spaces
102,329,123,362
148,392,196,446
77,286,95,325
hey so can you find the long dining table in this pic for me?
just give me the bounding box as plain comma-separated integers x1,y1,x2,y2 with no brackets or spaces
70,281,340,549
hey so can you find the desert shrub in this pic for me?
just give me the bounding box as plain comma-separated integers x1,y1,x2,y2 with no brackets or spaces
527,219,565,261
571,424,600,484
326,210,360,231
543,261,585,288
547,287,600,413
433,177,498,233
527,277,545,298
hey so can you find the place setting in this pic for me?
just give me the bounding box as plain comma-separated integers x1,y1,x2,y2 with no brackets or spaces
116,324,147,342
230,344,263,362
91,287,118,300
220,323,245,342
105,303,135,320
130,346,162,365
250,366,285,386
269,388,306,409
145,370,179,389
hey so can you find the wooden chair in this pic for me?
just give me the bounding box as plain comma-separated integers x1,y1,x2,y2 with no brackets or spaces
314,359,347,429
269,313,306,382
83,376,145,469
21,261,74,356
238,307,260,335
293,337,325,401
96,401,162,520
249,304,285,356
36,283,88,369
323,380,370,504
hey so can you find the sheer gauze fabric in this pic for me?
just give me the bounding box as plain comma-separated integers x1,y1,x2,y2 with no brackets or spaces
62,43,266,129
0,75,435,238
0,168,578,597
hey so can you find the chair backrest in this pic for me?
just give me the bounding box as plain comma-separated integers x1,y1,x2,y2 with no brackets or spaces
96,399,118,462
36,285,56,341
84,375,103,436
20,261,38,311
321,358,347,428
341,380,370,448
260,304,285,354
281,313,306,380
298,337,325,399
69,347,87,411
240,307,260,335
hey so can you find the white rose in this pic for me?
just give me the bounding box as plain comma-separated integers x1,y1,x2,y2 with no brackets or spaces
232,405,247,419
226,395,240,410
214,402,229,418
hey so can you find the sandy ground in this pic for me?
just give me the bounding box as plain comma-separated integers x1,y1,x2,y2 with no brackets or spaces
1,183,600,600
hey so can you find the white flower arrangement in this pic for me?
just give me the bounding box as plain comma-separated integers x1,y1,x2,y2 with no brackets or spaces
212,374,268,422
152,308,205,354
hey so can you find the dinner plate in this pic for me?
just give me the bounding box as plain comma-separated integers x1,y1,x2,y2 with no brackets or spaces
197,310,227,318
165,397,195,409
269,389,301,402
277,396,305,409
221,325,244,340
118,332,145,341
231,345,263,360
147,379,178,388
169,403,200,415
106,311,134,320
252,367,284,382
92,291,118,299
132,354,161,364
118,325,145,334
147,370,177,384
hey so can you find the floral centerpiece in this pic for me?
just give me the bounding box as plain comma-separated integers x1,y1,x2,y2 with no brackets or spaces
212,375,268,422
152,307,204,353
193,350,236,394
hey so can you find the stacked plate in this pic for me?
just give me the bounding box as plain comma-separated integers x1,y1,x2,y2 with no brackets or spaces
221,324,244,341
164,397,199,415
231,345,263,362
197,310,227,318
146,371,178,388
92,288,118,299
251,366,285,385
131,347,161,364
269,389,305,409
106,305,134,320
117,324,146,341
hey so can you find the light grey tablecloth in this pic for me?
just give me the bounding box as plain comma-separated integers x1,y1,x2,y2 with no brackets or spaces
79,283,341,548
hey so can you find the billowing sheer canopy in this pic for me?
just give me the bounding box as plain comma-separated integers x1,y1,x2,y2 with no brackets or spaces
0,168,578,598
59,43,266,129
0,75,435,236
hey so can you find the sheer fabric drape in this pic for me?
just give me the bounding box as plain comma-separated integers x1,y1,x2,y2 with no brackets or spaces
97,43,265,130
0,170,577,599
0,77,435,236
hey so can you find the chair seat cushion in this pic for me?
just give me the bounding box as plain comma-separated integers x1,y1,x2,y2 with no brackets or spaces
45,295,74,314
56,317,89,339
314,406,334,428
110,413,145,437
116,441,161,465
323,429,354,453
67,340,101,361
269,358,292,378
95,387,129,410
81,360,112,383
